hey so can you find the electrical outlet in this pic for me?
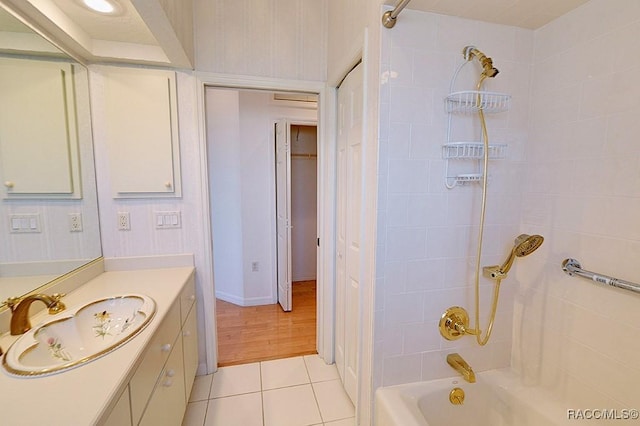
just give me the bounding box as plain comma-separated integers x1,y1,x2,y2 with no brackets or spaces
69,213,83,232
117,212,130,230
251,261,259,272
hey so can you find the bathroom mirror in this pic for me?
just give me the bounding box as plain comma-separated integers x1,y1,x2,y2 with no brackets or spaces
0,6,102,309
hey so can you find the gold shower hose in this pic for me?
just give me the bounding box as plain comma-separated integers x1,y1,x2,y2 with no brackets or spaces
473,75,502,346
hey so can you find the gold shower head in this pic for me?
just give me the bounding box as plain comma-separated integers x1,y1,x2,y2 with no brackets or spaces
464,46,500,78
483,234,544,280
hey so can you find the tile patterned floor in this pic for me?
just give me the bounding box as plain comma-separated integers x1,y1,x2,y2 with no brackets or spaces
182,355,355,426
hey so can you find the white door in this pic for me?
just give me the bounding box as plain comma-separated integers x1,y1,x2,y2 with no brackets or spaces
335,63,363,403
275,120,292,312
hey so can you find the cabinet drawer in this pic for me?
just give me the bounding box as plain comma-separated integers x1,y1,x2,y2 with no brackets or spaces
179,276,196,325
139,334,186,426
129,301,180,424
182,305,198,400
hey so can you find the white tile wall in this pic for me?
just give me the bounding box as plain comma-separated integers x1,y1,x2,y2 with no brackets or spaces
375,10,534,390
515,0,640,409
376,2,640,412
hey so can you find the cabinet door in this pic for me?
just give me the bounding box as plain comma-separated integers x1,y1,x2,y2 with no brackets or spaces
102,386,132,426
102,67,181,198
182,305,198,400
0,58,80,199
139,334,186,426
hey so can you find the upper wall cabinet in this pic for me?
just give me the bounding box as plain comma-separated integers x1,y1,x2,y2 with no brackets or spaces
102,67,181,198
0,57,81,199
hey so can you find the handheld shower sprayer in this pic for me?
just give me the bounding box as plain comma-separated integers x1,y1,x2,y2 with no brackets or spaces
440,233,544,346
463,46,499,78
483,234,544,280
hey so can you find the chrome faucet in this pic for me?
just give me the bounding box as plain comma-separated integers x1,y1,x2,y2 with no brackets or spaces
447,353,476,383
6,293,66,335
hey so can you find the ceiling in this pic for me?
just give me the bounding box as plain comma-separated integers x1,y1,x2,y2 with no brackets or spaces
0,0,190,67
393,0,591,29
2,0,592,67
50,0,157,45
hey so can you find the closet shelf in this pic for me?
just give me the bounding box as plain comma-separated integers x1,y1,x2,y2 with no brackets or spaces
445,91,511,113
442,142,507,160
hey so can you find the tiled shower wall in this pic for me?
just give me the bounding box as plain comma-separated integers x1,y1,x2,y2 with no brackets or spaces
374,10,534,388
515,0,640,409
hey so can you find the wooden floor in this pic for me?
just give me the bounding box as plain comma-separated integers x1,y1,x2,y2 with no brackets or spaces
216,280,317,367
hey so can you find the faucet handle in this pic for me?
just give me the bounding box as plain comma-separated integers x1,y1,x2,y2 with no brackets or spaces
5,297,21,312
48,293,66,314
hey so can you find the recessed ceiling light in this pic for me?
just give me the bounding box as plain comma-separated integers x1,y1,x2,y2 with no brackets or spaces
81,0,121,15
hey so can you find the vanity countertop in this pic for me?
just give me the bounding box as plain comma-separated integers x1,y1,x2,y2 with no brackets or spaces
0,266,195,426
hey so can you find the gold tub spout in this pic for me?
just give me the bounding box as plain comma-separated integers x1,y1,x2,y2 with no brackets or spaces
6,293,66,335
447,353,476,383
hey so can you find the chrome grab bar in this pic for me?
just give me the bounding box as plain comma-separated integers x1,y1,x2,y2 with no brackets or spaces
562,258,640,295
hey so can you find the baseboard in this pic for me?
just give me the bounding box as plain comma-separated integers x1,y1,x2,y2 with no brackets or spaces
215,291,274,307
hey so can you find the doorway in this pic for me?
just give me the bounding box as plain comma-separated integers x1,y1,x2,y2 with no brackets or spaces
205,87,319,366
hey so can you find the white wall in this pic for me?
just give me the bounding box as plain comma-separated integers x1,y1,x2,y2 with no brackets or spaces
290,125,317,282
90,65,210,373
515,0,640,409
206,89,317,305
157,0,194,62
206,89,245,302
326,0,371,83
374,10,534,389
194,0,327,81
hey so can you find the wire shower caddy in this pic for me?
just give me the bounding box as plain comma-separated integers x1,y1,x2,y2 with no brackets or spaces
443,60,511,188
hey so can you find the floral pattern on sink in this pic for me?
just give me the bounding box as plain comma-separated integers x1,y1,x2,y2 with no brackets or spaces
93,309,137,339
46,337,72,362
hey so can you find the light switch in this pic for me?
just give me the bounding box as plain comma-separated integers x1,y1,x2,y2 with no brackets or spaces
154,211,181,229
9,213,41,233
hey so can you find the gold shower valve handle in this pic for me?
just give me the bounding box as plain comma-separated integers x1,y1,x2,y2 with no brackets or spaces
439,306,476,340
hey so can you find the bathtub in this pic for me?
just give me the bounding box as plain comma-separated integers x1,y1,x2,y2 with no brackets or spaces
375,369,573,426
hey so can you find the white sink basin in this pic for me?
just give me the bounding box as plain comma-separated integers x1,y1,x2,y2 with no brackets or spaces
3,294,156,377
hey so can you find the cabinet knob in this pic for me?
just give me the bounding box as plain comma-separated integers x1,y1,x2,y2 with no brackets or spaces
189,295,195,301
162,379,173,387
4,181,14,189
183,330,191,337
166,369,176,378
161,343,172,352
165,181,173,188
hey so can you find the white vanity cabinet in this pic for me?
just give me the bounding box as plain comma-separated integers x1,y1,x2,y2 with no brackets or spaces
101,274,197,426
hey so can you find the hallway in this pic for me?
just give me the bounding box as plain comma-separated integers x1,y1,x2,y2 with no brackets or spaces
216,280,317,366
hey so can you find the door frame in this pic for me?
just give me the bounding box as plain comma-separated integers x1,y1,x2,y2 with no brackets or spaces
195,72,336,373
274,119,319,310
